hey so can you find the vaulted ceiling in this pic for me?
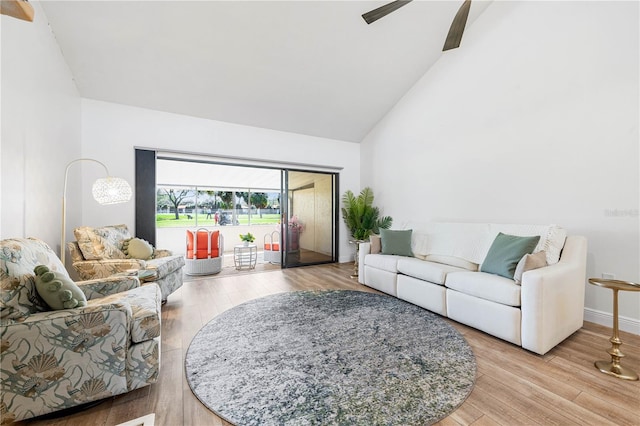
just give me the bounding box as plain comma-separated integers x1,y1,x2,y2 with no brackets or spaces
41,1,491,142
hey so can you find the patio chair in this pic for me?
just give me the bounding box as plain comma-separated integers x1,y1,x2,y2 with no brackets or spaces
263,231,281,264
185,228,224,275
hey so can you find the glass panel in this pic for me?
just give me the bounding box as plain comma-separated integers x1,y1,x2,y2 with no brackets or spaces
283,170,336,267
156,186,197,228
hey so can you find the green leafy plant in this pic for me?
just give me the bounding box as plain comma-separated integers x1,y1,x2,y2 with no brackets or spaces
341,187,392,241
239,232,255,243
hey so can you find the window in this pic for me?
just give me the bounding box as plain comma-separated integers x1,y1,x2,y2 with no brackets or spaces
156,186,280,228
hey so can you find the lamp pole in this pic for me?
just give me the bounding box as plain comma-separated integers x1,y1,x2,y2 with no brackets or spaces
61,158,132,266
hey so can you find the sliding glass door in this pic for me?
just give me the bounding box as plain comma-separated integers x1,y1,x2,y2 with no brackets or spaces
282,169,338,267
138,149,339,268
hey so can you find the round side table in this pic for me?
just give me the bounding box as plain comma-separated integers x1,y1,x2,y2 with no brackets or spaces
234,244,257,270
588,278,640,381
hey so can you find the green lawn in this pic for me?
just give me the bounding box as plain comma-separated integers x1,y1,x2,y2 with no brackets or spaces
156,213,280,228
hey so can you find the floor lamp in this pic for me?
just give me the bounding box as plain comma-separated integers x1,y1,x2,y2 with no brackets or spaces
61,158,132,265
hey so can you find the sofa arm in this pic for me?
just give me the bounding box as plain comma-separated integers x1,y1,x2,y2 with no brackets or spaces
358,242,371,284
520,236,587,355
1,303,131,420
77,276,140,300
145,255,185,278
72,259,147,280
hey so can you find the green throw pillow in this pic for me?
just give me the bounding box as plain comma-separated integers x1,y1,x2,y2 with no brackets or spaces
380,229,413,257
480,233,541,279
33,265,87,310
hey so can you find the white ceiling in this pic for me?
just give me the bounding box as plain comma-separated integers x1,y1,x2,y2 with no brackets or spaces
40,0,491,142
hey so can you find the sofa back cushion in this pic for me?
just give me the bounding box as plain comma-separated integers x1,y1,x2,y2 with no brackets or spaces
1,238,69,322
423,254,479,271
410,222,566,266
73,224,131,260
411,223,490,265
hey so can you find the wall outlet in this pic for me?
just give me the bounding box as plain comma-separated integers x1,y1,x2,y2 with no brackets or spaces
602,273,615,280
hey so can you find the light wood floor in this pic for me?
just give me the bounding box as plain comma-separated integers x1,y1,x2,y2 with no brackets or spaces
19,263,640,426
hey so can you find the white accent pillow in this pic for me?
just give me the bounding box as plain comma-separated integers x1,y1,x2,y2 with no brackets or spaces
369,234,381,254
122,238,154,260
514,251,548,284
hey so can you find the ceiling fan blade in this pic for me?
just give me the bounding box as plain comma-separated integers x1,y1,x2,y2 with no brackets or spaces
0,0,34,22
362,0,412,25
443,0,472,51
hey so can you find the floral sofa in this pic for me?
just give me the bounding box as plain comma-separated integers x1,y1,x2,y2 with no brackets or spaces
67,224,185,303
1,237,162,422
358,222,587,355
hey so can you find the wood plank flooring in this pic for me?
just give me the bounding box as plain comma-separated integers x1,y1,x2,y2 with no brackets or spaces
17,263,640,426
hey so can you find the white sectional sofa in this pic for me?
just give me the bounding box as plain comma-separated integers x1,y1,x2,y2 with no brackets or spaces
358,223,587,355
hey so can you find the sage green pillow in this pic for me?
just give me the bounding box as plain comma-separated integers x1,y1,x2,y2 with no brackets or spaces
480,233,540,279
380,229,413,257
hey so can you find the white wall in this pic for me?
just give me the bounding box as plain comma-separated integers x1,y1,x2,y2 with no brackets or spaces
80,99,360,262
361,1,639,330
1,3,81,253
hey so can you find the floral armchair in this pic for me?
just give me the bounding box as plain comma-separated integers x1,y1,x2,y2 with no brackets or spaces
1,237,162,423
67,224,185,303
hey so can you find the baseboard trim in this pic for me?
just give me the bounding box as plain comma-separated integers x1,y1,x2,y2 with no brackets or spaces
584,308,640,335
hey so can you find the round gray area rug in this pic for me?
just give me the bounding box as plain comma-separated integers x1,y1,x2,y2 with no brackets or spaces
185,290,476,425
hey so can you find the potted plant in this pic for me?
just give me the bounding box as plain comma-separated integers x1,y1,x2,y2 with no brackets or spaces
239,232,255,246
341,187,392,241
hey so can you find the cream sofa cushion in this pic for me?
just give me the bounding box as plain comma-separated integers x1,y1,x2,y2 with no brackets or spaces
424,254,479,271
363,254,400,273
397,258,465,285
445,271,521,307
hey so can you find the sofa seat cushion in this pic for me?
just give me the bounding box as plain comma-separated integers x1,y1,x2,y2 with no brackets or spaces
397,258,466,285
95,284,161,343
445,271,521,307
363,254,401,273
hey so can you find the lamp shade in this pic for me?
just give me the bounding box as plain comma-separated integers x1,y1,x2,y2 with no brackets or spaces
92,177,133,205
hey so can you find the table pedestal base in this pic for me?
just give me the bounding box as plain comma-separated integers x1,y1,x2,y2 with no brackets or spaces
595,360,639,381
349,240,364,279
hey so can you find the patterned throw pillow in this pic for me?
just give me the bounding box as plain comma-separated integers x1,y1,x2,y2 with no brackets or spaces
73,225,131,260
